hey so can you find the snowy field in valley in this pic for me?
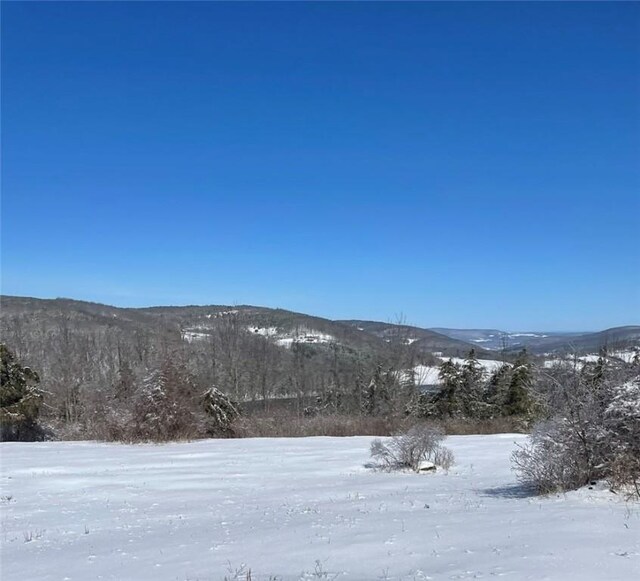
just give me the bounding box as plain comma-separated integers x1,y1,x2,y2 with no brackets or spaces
1,435,638,581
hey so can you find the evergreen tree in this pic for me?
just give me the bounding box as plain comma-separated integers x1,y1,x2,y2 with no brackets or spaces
360,367,377,416
0,344,44,441
582,348,608,386
133,356,198,441
405,390,436,419
315,383,343,414
361,364,391,416
134,369,171,440
202,386,239,436
485,363,513,412
436,359,461,417
504,350,534,417
459,349,485,417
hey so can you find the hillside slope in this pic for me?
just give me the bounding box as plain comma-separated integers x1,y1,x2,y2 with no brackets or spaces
340,319,491,357
0,295,482,359
527,325,640,354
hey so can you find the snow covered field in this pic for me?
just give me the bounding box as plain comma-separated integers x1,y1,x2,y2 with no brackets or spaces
1,435,638,580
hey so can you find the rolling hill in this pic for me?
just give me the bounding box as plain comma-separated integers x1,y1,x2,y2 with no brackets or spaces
1,295,636,362
0,296,482,362
339,320,493,357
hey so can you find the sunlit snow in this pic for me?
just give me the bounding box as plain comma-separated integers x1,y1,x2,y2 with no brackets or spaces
1,435,637,580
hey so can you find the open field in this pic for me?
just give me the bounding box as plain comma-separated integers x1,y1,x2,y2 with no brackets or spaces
1,435,638,580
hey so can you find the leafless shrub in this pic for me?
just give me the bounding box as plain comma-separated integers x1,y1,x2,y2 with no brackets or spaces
23,529,44,543
303,559,338,580
511,418,595,494
369,423,454,472
223,563,253,581
46,420,91,441
432,445,455,471
512,366,640,498
603,379,640,498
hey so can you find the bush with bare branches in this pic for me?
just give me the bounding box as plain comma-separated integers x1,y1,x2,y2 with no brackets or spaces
512,359,640,498
370,424,454,472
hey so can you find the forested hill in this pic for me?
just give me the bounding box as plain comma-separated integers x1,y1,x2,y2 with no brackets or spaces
0,295,483,358
1,295,638,440
0,295,485,420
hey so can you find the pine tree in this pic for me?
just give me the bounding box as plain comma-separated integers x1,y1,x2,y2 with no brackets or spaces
360,369,377,416
134,368,171,440
0,344,44,441
361,364,391,416
133,356,198,441
485,363,513,412
202,386,240,436
436,359,461,417
459,349,485,417
406,390,436,419
504,350,534,417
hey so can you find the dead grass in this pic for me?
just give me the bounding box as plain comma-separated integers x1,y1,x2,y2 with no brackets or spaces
233,413,526,438
233,413,401,438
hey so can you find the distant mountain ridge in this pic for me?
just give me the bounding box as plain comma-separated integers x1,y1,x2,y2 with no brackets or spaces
431,326,640,354
339,320,494,357
1,295,637,357
525,326,640,354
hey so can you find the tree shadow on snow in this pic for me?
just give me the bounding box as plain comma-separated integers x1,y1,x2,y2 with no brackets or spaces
479,483,538,499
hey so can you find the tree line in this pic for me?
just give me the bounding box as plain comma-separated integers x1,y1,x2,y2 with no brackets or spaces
2,308,639,499
0,309,424,439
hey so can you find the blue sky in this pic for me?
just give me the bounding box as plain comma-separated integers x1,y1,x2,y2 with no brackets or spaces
2,2,639,330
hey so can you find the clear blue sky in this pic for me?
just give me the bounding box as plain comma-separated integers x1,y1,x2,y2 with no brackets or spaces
2,2,639,331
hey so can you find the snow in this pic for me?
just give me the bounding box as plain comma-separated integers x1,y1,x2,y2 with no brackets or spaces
447,358,507,373
409,359,507,387
181,331,209,343
205,310,239,320
247,326,278,337
611,350,639,363
607,380,640,418
2,436,638,580
181,325,341,349
275,329,335,347
412,365,442,385
543,350,638,369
